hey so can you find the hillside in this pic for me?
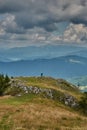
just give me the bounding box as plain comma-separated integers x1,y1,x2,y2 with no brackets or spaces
0,76,87,130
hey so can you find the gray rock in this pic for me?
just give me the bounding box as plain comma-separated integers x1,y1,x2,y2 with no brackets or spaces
10,79,78,108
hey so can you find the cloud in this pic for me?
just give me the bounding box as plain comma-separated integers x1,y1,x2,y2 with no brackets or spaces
69,59,84,64
10,27,50,41
79,86,87,90
0,14,25,34
0,0,87,48
0,0,87,32
56,23,87,43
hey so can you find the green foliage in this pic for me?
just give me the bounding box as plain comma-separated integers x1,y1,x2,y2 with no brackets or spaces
79,92,87,115
0,74,10,96
6,86,23,96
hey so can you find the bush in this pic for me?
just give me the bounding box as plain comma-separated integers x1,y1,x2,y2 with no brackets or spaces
79,92,87,115
0,74,10,96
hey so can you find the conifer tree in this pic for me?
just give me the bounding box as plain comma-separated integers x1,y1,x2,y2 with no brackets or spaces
0,74,10,96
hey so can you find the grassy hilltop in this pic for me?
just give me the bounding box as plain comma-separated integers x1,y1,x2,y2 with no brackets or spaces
0,76,87,130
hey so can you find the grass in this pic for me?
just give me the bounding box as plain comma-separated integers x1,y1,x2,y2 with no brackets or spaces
16,76,82,99
0,100,86,129
0,76,86,130
0,94,39,105
0,95,87,130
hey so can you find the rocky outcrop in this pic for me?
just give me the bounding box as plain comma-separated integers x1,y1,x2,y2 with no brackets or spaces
10,79,78,108
59,94,78,107
10,79,53,99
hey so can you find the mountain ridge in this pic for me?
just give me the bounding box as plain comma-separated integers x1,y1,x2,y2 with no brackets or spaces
0,55,87,78
0,44,86,62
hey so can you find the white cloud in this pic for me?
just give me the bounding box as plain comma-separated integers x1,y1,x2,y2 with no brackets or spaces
1,16,87,45
79,86,87,90
0,0,87,47
0,14,25,35
69,59,84,64
0,0,87,32
52,23,87,43
65,23,87,42
1,13,87,48
0,14,49,43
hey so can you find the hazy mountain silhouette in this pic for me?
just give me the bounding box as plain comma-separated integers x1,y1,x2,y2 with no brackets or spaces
0,55,87,78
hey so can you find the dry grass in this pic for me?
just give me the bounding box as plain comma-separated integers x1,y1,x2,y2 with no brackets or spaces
0,96,87,130
0,77,85,130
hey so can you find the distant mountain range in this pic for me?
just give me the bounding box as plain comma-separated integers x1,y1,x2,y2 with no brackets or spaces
0,55,87,79
0,44,86,62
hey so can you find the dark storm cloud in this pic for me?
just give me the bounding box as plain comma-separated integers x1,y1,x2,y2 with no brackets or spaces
0,0,87,33
0,0,23,13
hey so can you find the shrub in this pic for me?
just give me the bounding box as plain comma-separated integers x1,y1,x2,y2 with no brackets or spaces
0,74,10,96
79,92,87,115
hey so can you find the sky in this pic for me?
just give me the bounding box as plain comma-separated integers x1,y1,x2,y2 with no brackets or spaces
0,0,87,48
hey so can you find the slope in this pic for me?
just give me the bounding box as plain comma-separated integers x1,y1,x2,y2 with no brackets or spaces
0,76,86,130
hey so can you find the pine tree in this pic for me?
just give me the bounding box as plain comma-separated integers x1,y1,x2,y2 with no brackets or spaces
0,74,10,96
